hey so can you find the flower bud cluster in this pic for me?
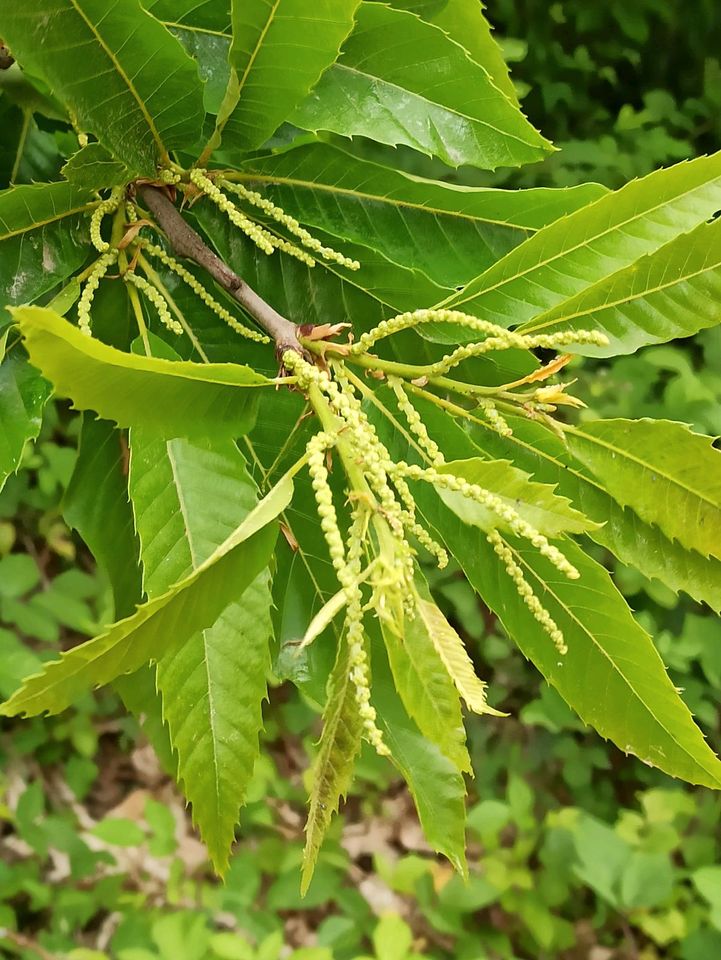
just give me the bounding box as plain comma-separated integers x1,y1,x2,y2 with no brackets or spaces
159,169,181,184
487,530,568,655
222,180,361,271
142,242,270,343
124,272,183,335
479,399,512,438
89,189,123,252
77,250,119,336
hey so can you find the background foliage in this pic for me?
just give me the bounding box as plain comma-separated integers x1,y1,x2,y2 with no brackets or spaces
1,2,721,959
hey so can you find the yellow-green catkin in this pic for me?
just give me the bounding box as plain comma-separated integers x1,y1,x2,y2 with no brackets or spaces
388,377,444,466
487,529,568,655
351,309,513,355
222,180,360,271
142,241,269,343
89,188,123,252
77,250,119,335
479,399,512,438
189,169,275,255
124,272,183,335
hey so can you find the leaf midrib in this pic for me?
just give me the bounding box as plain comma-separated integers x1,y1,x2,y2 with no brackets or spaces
68,0,168,162
445,167,721,310
1,201,99,242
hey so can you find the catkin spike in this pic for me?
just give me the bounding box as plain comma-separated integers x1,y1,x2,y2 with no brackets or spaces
89,188,123,252
479,399,512,438
142,241,270,343
124,272,183,335
77,250,119,335
487,530,568,655
190,168,276,255
389,377,444,466
222,180,360,271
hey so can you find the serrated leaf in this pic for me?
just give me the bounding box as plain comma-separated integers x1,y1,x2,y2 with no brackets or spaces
370,625,467,875
291,3,552,170
465,410,721,614
213,0,360,154
237,141,607,289
301,634,362,895
381,605,470,774
390,0,519,105
434,456,595,537
0,182,95,310
13,306,269,440
62,142,130,192
519,218,721,356
567,418,721,561
0,352,51,492
0,473,291,718
414,580,501,717
441,152,721,330
452,529,721,790
129,430,272,874
1,0,205,176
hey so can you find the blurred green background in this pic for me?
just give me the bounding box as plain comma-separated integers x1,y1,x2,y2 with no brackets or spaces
2,3,721,958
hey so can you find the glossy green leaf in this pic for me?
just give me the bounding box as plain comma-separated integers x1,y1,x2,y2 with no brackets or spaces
0,473,291,717
435,456,595,537
13,306,269,440
441,152,721,329
61,142,130,192
520,218,721,356
236,141,607,289
567,418,721,560
1,0,205,176
130,431,272,875
390,0,519,105
215,0,360,153
0,352,51,492
290,3,552,170
0,182,95,310
370,626,467,875
301,634,362,895
381,605,470,774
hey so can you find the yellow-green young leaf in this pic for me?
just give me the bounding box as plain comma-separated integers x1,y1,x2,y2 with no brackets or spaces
290,3,552,171
0,0,205,176
301,634,362,895
370,626,467,876
213,0,360,154
381,607,470,775
519,218,721,356
434,457,595,537
413,585,503,717
440,152,721,331
130,431,272,876
13,306,270,440
0,474,292,718
237,142,607,290
0,182,96,310
567,419,721,561
417,489,721,790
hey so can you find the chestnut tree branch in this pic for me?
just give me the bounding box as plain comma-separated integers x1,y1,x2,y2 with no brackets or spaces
138,184,304,357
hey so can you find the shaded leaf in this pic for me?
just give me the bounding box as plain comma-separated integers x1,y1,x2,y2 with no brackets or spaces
61,142,130,192
0,182,95,310
0,352,51,492
237,141,607,289
290,2,552,170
